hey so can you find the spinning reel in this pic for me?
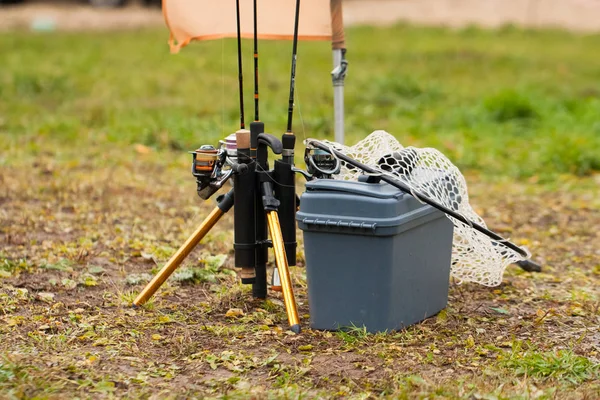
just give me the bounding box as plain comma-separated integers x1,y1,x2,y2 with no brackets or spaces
302,147,341,180
190,144,234,200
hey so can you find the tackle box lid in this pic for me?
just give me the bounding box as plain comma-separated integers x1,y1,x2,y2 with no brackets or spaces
297,179,446,235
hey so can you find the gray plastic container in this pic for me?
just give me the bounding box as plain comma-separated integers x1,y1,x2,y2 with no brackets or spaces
297,179,454,333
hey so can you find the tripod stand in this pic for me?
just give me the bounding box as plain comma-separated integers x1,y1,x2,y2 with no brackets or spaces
133,126,301,333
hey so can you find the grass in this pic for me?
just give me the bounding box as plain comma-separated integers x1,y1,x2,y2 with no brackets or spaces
0,23,599,399
503,347,599,384
1,25,600,179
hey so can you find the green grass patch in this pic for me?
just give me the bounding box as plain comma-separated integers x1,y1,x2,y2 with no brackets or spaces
1,25,600,179
503,348,600,384
0,257,30,278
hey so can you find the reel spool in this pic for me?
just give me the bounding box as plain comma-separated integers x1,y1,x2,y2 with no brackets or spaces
192,145,221,173
219,133,239,166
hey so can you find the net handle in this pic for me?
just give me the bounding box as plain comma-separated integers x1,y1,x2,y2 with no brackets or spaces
306,139,530,258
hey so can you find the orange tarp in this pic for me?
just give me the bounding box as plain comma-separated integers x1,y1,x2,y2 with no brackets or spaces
163,0,333,53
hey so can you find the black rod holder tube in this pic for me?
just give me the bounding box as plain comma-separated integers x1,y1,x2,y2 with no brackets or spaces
282,134,296,164
250,122,267,298
274,160,296,266
254,177,280,298
233,161,257,284
253,183,268,299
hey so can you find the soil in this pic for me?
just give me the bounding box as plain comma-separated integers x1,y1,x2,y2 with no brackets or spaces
1,152,599,397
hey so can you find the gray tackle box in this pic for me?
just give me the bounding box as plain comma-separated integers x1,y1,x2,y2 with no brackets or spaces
297,178,454,333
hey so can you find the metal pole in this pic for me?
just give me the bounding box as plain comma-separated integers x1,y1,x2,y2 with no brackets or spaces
332,49,346,144
330,0,347,145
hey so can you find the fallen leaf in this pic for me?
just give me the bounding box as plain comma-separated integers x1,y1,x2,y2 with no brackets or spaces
225,308,245,318
93,338,110,346
7,317,23,326
490,307,510,315
465,335,475,348
62,278,77,290
37,292,55,303
80,274,98,287
87,266,106,275
134,144,152,154
126,273,153,285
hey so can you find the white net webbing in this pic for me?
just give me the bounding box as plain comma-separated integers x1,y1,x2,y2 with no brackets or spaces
316,130,528,286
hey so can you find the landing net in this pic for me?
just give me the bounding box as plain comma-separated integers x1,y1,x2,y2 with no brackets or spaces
320,130,529,286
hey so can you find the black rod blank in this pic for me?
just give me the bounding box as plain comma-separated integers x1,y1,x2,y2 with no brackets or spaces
286,0,301,133
235,0,245,129
253,0,259,122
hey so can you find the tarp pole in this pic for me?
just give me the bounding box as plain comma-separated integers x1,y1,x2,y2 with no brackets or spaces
330,0,347,145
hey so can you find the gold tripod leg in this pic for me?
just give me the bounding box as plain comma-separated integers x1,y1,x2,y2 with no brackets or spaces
266,211,301,333
133,206,225,306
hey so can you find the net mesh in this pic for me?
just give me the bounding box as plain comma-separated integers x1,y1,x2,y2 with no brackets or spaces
317,130,528,286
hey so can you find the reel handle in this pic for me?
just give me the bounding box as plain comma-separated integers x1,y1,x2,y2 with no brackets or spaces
291,166,313,181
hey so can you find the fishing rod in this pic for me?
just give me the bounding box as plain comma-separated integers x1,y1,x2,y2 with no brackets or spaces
253,0,259,124
273,0,301,273
249,0,264,160
233,0,256,290
235,0,245,130
285,0,301,136
249,0,269,301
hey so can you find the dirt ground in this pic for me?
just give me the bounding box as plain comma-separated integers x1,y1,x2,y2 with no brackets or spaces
1,149,599,397
2,0,600,32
